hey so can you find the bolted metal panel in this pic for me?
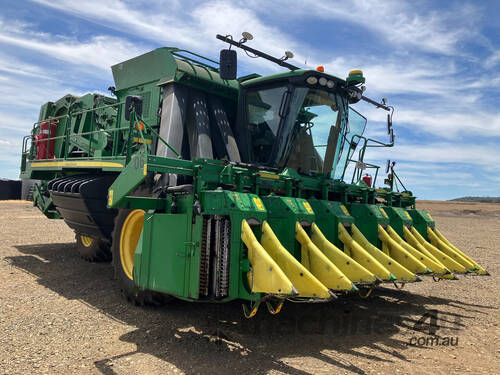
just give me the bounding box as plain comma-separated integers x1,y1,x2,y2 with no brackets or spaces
383,206,413,237
140,91,151,118
157,84,188,186
407,209,435,238
208,96,241,162
157,84,188,158
186,91,213,160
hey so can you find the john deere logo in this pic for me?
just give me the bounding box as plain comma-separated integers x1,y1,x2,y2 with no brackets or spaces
253,197,265,211
303,201,314,214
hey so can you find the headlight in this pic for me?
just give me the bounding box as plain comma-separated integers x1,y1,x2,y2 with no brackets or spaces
306,76,318,85
326,80,335,89
318,77,327,86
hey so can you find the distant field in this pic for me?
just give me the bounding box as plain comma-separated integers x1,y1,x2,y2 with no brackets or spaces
448,196,500,203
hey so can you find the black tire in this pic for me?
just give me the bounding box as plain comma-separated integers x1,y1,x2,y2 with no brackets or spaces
75,233,112,262
111,206,171,306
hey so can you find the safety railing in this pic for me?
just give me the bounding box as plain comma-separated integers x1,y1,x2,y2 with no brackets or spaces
339,133,411,194
339,134,394,188
168,48,220,71
22,101,129,165
21,97,184,175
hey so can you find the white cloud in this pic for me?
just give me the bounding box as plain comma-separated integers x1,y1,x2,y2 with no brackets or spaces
0,0,496,200
28,0,307,73
31,0,205,50
0,19,147,71
353,98,500,140
485,50,500,69
0,52,57,81
395,110,500,138
191,1,306,68
361,141,500,173
269,0,480,55
0,71,76,113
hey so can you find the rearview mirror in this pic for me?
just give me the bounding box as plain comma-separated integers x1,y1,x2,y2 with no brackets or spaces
219,49,237,80
385,159,391,173
390,128,395,144
387,113,392,134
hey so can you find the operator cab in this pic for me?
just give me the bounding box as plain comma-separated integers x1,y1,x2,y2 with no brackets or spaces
235,70,353,177
217,32,391,180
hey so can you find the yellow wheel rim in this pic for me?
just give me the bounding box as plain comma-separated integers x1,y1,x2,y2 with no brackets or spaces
119,209,145,280
80,235,94,247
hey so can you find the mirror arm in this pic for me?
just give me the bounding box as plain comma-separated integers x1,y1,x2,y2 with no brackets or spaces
360,95,391,111
216,34,299,71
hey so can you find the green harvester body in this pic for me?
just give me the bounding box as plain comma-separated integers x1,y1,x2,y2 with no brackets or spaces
19,42,487,312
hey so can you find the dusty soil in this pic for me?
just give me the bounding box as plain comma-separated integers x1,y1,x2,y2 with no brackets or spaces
0,200,498,375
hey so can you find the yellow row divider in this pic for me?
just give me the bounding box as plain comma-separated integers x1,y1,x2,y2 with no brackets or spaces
409,227,468,274
338,224,394,281
241,219,296,295
310,223,378,284
295,223,357,292
427,227,476,271
378,225,430,274
386,226,449,275
260,221,331,299
350,224,419,282
402,226,456,280
433,228,489,275
403,226,441,264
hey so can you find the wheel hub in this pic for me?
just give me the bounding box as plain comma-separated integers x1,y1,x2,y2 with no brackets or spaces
119,209,145,280
80,235,94,247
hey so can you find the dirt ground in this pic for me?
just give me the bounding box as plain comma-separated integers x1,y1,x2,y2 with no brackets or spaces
0,200,498,375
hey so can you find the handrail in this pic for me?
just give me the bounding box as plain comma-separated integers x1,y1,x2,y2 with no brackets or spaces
169,48,220,71
27,126,133,143
25,99,138,163
131,111,180,158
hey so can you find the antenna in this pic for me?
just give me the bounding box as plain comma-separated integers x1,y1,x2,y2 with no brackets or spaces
216,34,299,70
216,32,392,111
241,32,253,41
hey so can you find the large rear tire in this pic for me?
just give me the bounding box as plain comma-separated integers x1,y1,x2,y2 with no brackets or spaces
75,233,111,262
111,207,170,306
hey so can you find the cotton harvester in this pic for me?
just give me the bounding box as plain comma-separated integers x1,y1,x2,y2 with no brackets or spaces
19,32,488,316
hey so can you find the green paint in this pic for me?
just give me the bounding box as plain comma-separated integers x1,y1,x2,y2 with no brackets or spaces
262,196,315,260
19,42,429,305
407,209,435,239
348,203,389,246
309,200,354,247
382,206,413,237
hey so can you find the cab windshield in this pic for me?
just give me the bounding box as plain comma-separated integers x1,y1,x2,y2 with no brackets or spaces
246,85,348,169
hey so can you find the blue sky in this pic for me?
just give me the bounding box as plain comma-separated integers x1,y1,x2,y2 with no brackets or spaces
0,0,499,200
